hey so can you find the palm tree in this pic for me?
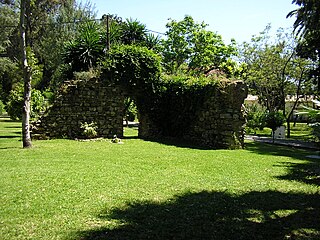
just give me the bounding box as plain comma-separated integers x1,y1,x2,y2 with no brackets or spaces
287,0,320,37
63,21,105,72
144,33,161,52
287,0,320,93
121,18,147,45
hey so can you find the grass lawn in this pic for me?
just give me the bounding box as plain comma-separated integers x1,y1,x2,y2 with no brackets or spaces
0,118,319,239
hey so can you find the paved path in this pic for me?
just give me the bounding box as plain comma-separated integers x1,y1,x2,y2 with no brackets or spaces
246,135,319,151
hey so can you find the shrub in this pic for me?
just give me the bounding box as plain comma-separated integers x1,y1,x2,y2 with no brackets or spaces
101,44,161,96
245,103,266,134
0,100,5,115
264,111,286,142
50,64,73,91
80,122,98,139
5,84,45,120
124,97,137,122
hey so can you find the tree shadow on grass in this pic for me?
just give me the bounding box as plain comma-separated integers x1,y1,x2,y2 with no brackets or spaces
76,190,320,240
245,141,311,160
0,118,19,123
0,135,20,139
246,141,320,187
140,136,213,150
277,159,320,186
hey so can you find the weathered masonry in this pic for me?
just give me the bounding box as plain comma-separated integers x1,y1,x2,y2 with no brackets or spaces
32,79,125,139
32,78,247,149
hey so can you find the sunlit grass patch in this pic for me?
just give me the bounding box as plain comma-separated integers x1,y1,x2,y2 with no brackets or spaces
0,118,319,239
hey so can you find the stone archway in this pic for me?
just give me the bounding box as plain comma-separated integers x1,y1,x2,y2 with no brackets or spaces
33,44,248,149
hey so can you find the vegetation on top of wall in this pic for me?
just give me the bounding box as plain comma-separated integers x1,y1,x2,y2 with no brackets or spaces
100,44,162,96
63,21,106,72
160,73,221,89
141,74,232,138
100,44,243,139
149,75,218,137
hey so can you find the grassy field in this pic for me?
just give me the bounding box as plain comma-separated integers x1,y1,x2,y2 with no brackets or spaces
0,118,319,240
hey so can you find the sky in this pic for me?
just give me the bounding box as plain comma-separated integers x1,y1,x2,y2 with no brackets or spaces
90,0,297,43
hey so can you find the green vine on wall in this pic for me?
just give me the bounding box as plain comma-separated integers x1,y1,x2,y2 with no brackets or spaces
100,44,239,138
101,44,162,96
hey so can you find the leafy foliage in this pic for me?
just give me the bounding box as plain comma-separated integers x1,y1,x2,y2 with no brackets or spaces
161,15,237,75
310,122,320,142
101,14,123,46
80,121,98,139
0,100,5,115
0,57,20,102
26,47,43,88
245,104,267,134
264,111,286,143
144,33,161,53
0,0,97,92
288,0,320,37
37,0,96,89
296,100,320,142
101,44,162,95
239,26,312,113
100,16,160,51
264,111,286,132
288,0,320,93
124,97,137,122
121,18,147,45
0,3,17,53
5,84,45,120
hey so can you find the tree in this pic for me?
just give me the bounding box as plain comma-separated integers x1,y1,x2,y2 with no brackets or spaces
264,111,286,143
144,33,161,52
37,0,96,89
121,18,147,45
239,25,312,137
19,0,32,148
0,3,17,53
287,0,320,94
161,15,236,75
0,3,19,101
103,16,160,51
1,0,97,91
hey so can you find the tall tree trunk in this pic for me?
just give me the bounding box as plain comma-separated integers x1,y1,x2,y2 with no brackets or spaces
286,68,304,138
286,119,291,139
20,0,32,148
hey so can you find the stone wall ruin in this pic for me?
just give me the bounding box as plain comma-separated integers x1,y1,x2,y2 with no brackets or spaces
32,78,247,149
32,78,125,139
